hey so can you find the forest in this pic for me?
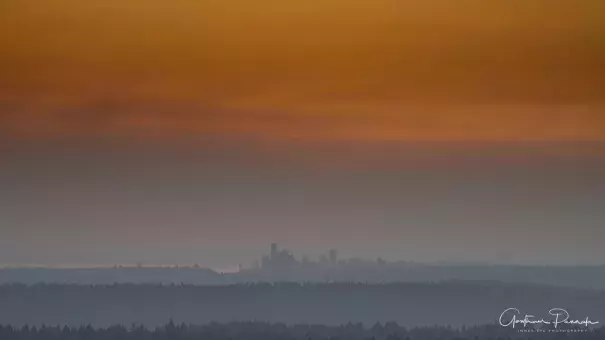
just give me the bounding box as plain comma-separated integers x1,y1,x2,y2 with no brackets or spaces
0,321,603,340
1,282,603,327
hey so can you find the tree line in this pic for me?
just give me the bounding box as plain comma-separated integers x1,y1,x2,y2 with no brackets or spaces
0,321,604,340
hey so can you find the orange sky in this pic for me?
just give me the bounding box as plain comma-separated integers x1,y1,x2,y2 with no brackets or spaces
1,0,604,141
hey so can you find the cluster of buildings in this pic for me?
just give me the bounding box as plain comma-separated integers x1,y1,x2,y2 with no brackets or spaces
257,243,340,271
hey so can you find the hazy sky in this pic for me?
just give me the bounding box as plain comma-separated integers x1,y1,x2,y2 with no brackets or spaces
1,0,604,268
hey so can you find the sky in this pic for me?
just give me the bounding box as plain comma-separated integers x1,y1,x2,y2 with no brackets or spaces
1,0,604,268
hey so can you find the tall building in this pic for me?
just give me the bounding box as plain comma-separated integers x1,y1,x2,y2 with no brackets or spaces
270,243,278,259
329,249,338,264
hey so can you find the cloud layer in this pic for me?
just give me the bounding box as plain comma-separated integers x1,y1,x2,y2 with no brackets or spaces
1,0,604,141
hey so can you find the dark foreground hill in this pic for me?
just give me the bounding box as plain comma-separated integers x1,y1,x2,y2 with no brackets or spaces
0,322,604,340
1,281,603,327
